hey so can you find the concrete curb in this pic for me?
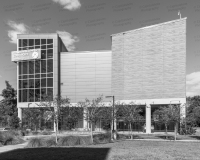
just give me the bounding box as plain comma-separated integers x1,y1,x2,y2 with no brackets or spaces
125,139,200,142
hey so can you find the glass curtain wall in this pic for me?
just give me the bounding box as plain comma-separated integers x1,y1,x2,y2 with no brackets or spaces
18,39,53,102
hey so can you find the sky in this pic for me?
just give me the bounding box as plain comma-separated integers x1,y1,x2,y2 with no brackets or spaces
0,0,200,97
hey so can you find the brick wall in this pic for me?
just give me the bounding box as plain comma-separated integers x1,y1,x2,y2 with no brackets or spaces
111,18,186,100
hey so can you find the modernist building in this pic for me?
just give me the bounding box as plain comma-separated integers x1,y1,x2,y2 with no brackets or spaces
12,18,186,133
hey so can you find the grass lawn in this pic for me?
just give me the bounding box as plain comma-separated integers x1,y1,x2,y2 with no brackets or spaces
0,140,200,160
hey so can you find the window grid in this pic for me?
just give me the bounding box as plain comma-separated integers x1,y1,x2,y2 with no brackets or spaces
18,39,54,102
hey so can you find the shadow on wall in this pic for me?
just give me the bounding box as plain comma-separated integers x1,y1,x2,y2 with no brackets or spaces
0,147,110,160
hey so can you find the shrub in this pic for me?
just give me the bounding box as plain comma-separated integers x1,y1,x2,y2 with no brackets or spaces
41,131,53,135
79,136,92,145
117,134,131,140
26,138,44,148
43,137,57,147
93,133,111,144
31,131,39,135
0,131,24,146
57,136,80,146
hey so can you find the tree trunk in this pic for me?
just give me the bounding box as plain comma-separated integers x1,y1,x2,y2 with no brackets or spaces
165,123,168,139
91,122,93,144
130,122,133,139
174,122,177,141
55,119,58,144
110,122,112,140
129,122,131,139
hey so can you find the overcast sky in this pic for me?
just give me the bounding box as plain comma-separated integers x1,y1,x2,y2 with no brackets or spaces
0,0,199,97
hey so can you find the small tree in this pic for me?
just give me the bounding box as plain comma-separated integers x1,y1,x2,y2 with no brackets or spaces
23,108,44,131
61,106,83,130
38,95,70,143
168,104,184,141
120,102,143,139
78,96,105,144
153,106,171,138
0,81,19,128
154,104,184,141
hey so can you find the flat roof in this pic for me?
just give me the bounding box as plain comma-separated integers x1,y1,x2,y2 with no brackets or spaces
61,50,111,54
111,17,187,37
17,33,58,39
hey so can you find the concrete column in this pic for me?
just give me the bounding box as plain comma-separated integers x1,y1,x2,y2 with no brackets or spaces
83,108,88,130
145,104,151,134
18,107,22,121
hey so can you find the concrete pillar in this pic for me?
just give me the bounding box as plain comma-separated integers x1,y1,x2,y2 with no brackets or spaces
145,104,151,134
18,107,22,121
83,108,88,130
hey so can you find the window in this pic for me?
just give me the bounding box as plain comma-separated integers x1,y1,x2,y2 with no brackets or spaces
47,78,53,87
47,59,53,72
29,61,34,74
18,38,53,102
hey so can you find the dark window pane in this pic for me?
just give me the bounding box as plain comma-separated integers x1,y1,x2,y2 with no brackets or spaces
23,62,28,74
41,39,46,45
35,39,40,45
29,79,34,88
35,89,40,102
29,46,34,50
22,89,27,102
47,73,53,77
19,75,22,79
41,45,46,49
19,90,22,102
19,62,22,75
35,79,40,88
41,88,46,100
47,49,53,59
41,74,46,78
29,89,34,102
47,44,53,49
19,48,22,51
35,45,40,49
47,59,53,72
29,39,34,46
22,75,28,79
22,39,28,47
29,61,34,74
29,75,34,78
41,78,46,88
19,80,22,89
41,50,46,59
22,80,28,88
47,39,53,44
47,88,53,100
27,89,29,102
35,74,40,78
47,78,53,87
41,60,46,73
19,39,22,47
35,61,40,74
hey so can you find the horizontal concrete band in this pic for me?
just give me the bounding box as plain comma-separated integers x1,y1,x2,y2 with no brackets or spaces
17,97,186,108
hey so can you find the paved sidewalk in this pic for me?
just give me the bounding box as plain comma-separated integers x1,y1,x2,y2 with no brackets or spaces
0,142,28,153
